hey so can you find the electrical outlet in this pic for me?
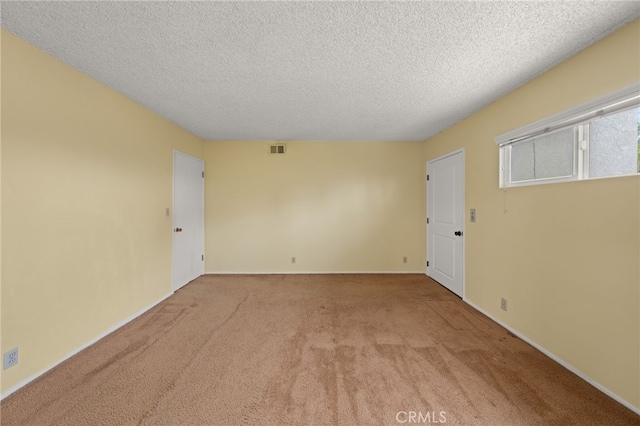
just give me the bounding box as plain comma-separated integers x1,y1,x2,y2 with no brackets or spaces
165,207,170,217
470,208,476,222
403,256,408,264
500,298,508,312
3,347,19,370
291,256,296,264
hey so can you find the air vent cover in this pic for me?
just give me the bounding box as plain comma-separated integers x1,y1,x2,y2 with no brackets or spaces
269,144,286,155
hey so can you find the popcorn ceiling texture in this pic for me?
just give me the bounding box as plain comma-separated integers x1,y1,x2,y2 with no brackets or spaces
2,1,639,141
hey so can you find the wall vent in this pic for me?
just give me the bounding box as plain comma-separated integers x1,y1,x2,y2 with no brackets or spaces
270,144,286,155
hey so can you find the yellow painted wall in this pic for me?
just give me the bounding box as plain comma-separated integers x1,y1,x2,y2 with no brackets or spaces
1,30,204,394
204,141,425,273
2,16,638,411
424,20,640,408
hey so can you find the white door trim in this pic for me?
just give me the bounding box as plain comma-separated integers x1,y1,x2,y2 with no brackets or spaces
426,148,465,299
172,149,205,291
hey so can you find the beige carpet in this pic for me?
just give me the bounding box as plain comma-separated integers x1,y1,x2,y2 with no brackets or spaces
1,274,638,425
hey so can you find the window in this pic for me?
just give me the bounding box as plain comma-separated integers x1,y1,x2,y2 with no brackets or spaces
496,84,640,188
589,107,639,178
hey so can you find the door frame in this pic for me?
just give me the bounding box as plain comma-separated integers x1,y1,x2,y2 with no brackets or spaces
172,149,205,291
426,148,465,299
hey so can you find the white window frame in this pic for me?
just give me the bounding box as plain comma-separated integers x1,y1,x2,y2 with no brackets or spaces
496,83,640,188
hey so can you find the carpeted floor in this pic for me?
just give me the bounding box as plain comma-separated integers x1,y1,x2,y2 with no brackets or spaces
1,274,638,425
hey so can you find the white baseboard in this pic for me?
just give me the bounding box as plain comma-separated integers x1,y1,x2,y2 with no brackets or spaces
463,299,640,415
1,292,173,401
10,287,633,415
204,271,426,275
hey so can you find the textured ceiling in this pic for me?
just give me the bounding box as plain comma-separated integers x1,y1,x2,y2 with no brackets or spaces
2,1,640,141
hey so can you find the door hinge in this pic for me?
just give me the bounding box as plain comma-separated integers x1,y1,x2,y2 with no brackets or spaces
427,175,429,181
202,171,205,178
202,254,204,261
427,261,429,267
426,218,429,224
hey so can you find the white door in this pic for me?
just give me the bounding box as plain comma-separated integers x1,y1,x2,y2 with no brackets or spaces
427,151,464,297
173,150,205,291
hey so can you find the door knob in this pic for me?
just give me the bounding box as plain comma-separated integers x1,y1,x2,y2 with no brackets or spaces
174,227,182,232
454,231,463,236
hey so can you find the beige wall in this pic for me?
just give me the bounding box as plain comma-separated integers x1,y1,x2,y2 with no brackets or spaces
1,30,204,394
424,20,640,408
2,16,638,412
204,141,425,273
